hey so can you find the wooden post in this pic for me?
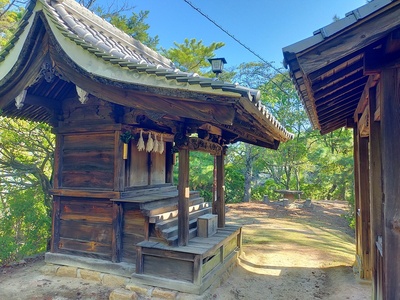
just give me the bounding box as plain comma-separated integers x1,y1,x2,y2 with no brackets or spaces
216,153,225,228
114,130,125,191
357,132,372,280
368,85,383,299
165,142,174,184
353,126,361,262
212,156,218,215
51,196,61,252
111,202,123,263
178,147,190,246
381,68,400,300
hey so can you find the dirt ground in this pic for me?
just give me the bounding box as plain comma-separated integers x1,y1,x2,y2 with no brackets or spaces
0,200,371,299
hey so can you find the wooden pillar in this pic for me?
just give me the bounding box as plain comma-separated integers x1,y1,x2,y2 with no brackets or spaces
114,130,125,191
381,68,400,300
358,132,372,280
212,156,217,215
51,196,61,252
368,85,383,299
353,126,362,264
111,202,123,263
216,153,225,228
178,147,190,246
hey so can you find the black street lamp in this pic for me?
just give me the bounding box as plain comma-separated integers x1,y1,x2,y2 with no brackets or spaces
208,57,227,77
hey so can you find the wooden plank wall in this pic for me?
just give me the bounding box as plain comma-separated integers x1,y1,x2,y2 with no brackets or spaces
61,132,115,189
121,203,147,263
57,197,113,260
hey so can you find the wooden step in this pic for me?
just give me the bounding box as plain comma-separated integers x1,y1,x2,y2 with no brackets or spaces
160,218,198,239
149,202,210,223
121,184,176,198
154,207,212,233
142,194,203,217
166,228,198,246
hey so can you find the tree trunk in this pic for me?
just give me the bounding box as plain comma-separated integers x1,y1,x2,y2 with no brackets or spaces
242,144,253,202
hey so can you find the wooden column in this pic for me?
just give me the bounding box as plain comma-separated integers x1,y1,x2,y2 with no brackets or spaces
111,202,123,263
357,132,372,280
51,196,61,252
114,130,126,191
353,126,362,264
212,156,218,215
354,121,372,280
381,68,400,300
216,153,225,228
178,147,190,246
368,85,383,299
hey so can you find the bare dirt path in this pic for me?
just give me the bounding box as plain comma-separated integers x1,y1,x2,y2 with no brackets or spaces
0,200,371,299
208,200,371,300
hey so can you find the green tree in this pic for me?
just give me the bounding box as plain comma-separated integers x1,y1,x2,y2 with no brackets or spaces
108,10,159,50
0,119,54,264
0,0,24,49
162,38,225,74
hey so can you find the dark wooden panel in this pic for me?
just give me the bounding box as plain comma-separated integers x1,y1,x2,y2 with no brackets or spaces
58,237,111,257
60,198,113,223
59,220,112,243
122,208,146,263
123,209,146,234
62,170,114,189
63,149,114,170
61,132,115,189
143,255,193,282
63,133,114,151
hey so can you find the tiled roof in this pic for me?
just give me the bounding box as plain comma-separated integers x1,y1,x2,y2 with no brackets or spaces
0,0,293,141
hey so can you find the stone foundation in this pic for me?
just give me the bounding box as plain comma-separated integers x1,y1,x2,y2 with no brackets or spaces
41,252,238,299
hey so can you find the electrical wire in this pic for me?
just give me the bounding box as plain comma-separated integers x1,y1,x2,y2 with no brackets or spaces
182,0,291,82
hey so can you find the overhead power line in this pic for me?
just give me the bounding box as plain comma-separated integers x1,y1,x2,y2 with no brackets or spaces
182,0,290,81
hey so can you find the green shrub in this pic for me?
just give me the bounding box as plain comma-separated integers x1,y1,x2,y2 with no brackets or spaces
0,188,51,266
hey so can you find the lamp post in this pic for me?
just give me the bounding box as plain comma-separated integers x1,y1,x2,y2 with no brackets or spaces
208,57,227,78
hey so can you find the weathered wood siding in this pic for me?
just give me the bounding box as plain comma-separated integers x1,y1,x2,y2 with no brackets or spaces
121,203,147,263
57,197,113,260
61,132,115,189
128,141,166,187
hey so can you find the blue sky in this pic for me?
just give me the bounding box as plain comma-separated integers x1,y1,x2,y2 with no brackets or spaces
104,0,367,68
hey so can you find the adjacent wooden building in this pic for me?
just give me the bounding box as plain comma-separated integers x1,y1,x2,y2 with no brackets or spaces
0,0,292,294
283,0,400,298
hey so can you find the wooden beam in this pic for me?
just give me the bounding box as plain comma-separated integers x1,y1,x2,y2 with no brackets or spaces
368,86,383,299
216,153,225,228
315,80,366,106
381,67,400,299
178,146,190,246
187,137,222,156
313,70,365,101
312,59,364,92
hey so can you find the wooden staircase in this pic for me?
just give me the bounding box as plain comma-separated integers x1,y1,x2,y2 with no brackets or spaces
141,189,212,246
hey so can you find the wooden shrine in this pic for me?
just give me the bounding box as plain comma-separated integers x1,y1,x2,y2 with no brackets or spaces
0,0,292,294
283,0,400,298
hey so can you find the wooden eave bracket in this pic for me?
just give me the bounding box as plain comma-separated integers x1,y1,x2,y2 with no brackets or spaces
76,86,89,104
15,89,27,109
